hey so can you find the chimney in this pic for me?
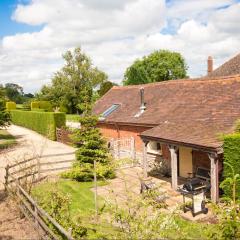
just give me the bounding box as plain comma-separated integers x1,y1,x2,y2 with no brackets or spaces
207,56,213,74
140,87,146,112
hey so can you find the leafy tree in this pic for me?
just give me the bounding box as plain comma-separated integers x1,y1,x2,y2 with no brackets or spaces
0,85,10,127
5,83,24,103
123,50,188,85
62,115,115,181
38,47,107,114
98,81,117,97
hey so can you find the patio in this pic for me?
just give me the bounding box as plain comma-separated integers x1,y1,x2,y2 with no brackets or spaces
97,167,214,221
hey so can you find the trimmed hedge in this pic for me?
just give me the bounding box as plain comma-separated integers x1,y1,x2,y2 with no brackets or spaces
6,101,16,110
223,133,240,199
31,108,47,112
10,110,66,140
31,101,52,112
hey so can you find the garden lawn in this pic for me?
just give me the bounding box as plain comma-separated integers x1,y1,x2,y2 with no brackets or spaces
32,179,105,216
66,114,81,122
0,129,16,149
32,179,121,239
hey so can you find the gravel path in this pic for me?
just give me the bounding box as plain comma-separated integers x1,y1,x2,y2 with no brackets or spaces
0,125,76,239
0,124,76,190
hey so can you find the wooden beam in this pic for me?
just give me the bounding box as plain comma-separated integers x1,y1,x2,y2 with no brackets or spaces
142,141,148,178
208,153,218,203
169,145,178,190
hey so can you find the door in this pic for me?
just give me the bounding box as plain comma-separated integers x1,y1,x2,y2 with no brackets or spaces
179,147,193,178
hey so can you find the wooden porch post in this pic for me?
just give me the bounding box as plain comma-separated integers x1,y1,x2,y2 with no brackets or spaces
169,145,179,190
142,140,148,178
208,153,218,203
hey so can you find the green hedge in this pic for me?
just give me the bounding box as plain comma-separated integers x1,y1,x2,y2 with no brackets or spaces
6,101,16,110
223,133,240,199
31,101,52,112
31,108,47,112
10,110,66,140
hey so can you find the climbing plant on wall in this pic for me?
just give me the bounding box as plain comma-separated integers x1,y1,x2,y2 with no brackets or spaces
223,133,240,199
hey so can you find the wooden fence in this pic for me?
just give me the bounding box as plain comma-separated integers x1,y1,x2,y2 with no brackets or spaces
56,127,73,145
109,137,141,168
4,157,75,240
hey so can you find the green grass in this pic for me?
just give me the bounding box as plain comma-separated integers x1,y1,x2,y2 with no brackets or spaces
66,114,81,122
16,104,24,109
32,179,121,239
0,129,17,149
32,180,105,216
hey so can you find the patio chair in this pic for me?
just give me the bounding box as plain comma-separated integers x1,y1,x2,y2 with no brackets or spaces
140,178,168,204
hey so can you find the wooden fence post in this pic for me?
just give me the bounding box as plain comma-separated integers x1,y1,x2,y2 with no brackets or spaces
93,160,98,220
4,164,9,191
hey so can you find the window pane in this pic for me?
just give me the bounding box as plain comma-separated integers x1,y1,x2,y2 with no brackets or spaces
102,104,120,117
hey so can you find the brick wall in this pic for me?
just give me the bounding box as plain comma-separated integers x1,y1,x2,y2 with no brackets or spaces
192,150,210,173
97,123,150,152
192,150,223,174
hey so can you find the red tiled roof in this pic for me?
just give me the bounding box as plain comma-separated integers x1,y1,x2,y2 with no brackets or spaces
208,53,240,78
93,75,240,150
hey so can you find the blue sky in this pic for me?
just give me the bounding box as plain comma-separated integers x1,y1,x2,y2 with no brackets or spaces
0,0,240,93
0,0,43,38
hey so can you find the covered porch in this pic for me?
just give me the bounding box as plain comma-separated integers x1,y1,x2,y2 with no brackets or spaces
141,139,223,203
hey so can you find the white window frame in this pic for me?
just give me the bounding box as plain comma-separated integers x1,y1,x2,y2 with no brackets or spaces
147,141,162,155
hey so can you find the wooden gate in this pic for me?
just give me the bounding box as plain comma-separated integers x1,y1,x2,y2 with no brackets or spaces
109,137,139,168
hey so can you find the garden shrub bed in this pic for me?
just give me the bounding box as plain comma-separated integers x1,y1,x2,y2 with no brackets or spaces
10,110,66,140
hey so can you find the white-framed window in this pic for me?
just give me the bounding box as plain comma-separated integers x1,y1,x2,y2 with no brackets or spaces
147,141,162,155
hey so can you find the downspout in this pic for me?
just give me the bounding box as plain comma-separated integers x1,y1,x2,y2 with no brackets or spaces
115,123,120,139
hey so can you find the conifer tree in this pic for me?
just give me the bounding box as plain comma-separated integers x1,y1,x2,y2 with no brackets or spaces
62,115,115,181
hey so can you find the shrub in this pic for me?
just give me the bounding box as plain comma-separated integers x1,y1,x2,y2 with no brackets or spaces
31,101,52,112
33,184,88,239
39,101,52,111
6,101,16,110
61,163,115,181
31,101,39,109
59,104,68,113
223,133,240,199
1,100,10,127
10,110,66,140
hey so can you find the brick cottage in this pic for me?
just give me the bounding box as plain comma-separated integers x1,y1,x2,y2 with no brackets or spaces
93,54,240,202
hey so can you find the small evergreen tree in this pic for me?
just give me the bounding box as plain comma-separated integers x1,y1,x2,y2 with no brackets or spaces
62,115,115,181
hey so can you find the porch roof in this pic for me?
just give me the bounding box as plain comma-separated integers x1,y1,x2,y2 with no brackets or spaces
140,119,234,151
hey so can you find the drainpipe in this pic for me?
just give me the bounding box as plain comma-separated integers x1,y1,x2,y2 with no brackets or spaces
114,123,120,139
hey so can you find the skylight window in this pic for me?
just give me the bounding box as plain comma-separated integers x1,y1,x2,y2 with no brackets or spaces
102,104,120,118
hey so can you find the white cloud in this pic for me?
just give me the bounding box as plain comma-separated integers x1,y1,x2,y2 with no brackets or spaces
0,0,240,93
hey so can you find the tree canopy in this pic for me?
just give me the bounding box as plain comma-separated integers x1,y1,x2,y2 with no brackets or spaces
123,50,188,85
98,81,117,97
0,85,10,127
38,47,107,114
3,83,33,104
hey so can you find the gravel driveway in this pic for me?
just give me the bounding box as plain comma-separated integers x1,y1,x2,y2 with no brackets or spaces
0,124,76,190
